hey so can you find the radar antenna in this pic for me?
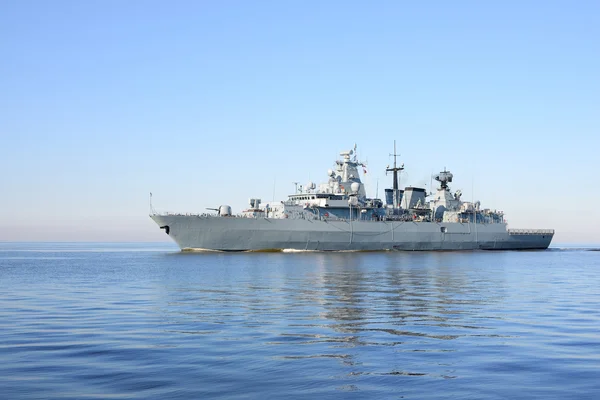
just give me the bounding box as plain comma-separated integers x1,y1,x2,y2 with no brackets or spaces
434,168,453,190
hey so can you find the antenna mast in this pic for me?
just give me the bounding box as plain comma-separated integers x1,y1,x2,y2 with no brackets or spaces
149,192,154,215
386,140,404,207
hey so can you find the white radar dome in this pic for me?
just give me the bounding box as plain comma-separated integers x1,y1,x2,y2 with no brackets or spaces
350,182,360,193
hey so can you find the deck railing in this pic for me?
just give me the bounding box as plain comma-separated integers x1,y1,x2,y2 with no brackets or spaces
153,212,552,233
152,212,213,217
508,229,554,235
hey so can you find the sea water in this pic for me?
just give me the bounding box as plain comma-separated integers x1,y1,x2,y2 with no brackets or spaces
1,242,599,399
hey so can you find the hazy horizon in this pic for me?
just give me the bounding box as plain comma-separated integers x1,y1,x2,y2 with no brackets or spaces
2,1,598,244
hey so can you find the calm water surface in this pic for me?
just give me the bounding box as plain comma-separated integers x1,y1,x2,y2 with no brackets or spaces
1,242,599,399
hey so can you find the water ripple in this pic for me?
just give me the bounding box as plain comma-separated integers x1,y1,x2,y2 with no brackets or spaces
1,244,600,399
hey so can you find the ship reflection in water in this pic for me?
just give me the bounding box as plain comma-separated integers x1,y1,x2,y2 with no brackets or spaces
159,250,515,388
255,252,507,375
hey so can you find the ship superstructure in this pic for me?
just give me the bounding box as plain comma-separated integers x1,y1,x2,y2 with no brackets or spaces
150,144,554,251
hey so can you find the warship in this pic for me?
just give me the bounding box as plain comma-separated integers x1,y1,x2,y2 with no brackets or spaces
150,144,554,251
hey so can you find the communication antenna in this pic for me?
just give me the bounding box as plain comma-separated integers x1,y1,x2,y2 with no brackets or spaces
429,173,433,196
386,140,404,189
386,140,404,207
472,176,478,243
149,192,155,215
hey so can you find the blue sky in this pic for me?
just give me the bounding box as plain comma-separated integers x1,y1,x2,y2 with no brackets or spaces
1,1,598,243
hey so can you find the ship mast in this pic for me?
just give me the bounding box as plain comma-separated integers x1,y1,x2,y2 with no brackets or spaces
386,140,404,207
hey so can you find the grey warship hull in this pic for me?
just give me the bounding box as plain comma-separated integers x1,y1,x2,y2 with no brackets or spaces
151,214,553,251
150,144,554,251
